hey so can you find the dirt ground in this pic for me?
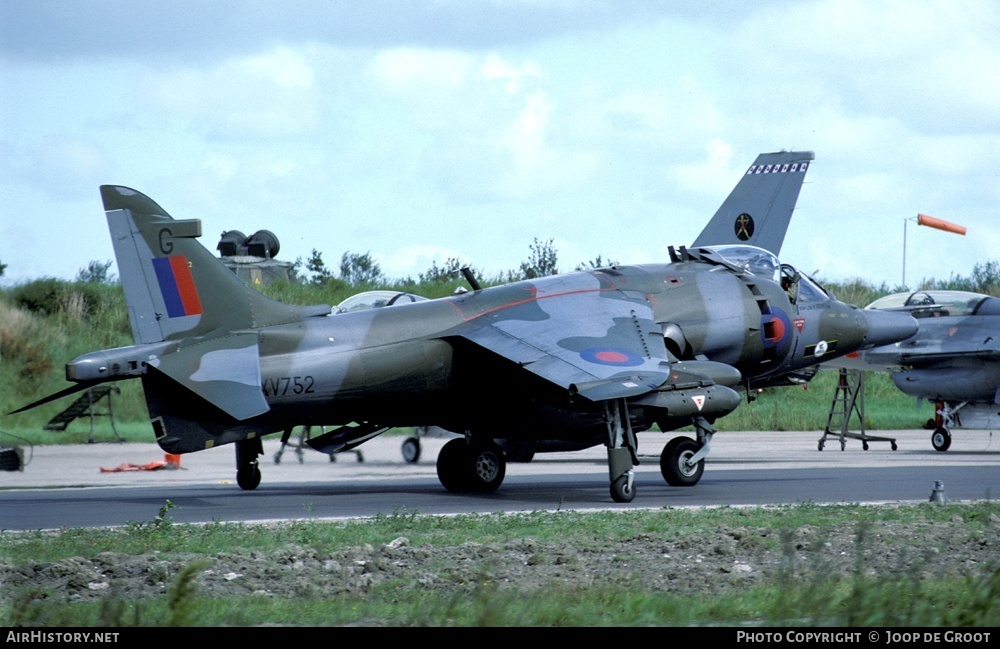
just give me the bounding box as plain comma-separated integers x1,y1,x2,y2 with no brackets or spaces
3,514,998,611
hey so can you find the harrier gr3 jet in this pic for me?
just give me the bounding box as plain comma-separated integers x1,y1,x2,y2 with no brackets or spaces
13,179,916,502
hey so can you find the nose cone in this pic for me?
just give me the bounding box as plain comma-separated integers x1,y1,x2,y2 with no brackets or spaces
862,309,918,349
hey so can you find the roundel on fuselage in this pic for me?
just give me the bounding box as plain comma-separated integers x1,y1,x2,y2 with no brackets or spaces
761,306,792,352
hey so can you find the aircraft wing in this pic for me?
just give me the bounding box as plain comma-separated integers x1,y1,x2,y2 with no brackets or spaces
448,280,674,402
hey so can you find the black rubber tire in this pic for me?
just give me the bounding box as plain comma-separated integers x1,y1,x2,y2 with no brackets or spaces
660,437,704,487
235,439,263,490
401,437,421,464
436,438,470,492
610,474,635,503
931,427,952,452
236,465,261,491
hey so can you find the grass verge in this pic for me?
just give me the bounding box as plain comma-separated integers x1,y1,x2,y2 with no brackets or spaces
2,503,997,627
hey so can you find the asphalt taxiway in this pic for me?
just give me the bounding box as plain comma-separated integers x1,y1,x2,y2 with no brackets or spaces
2,428,996,491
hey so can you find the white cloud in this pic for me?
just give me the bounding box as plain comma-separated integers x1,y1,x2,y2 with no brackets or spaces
231,46,315,90
141,46,321,138
669,140,736,198
737,0,1000,134
30,136,109,192
505,91,550,167
481,53,543,95
368,47,474,92
199,153,240,184
1,2,997,291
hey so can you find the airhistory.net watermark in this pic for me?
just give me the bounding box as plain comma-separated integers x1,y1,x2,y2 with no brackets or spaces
5,631,119,643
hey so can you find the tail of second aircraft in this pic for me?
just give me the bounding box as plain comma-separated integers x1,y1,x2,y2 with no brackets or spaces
691,150,814,256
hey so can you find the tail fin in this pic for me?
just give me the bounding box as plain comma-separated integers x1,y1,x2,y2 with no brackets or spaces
101,185,329,344
691,150,814,256
11,187,330,438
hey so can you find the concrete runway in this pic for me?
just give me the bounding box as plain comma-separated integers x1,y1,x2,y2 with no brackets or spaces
3,428,999,531
2,428,997,490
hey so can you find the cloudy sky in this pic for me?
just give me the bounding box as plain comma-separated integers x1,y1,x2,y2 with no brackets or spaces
1,1,997,294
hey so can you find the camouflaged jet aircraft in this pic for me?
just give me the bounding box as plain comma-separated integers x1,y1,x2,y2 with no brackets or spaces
13,179,917,503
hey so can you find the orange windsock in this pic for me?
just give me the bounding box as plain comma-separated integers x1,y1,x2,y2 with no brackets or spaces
917,213,966,235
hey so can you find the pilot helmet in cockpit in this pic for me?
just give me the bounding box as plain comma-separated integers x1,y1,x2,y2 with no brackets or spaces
744,252,779,279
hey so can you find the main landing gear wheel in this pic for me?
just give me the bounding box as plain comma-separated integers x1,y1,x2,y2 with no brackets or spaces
436,439,468,492
931,427,952,452
436,438,507,493
468,440,505,493
401,436,421,464
660,437,704,487
610,474,635,503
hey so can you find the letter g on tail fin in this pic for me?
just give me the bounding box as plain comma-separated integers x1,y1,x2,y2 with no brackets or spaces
101,185,331,345
104,185,220,343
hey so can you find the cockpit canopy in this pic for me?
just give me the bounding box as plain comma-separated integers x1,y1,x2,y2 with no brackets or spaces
704,244,830,304
333,290,429,315
866,290,1000,318
706,245,780,280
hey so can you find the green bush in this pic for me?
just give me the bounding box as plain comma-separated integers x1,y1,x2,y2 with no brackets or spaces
11,278,103,319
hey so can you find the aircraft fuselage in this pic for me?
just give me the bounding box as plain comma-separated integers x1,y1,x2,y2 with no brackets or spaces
119,254,903,453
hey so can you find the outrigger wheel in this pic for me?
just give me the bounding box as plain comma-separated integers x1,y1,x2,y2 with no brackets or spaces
401,436,421,464
610,473,635,503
